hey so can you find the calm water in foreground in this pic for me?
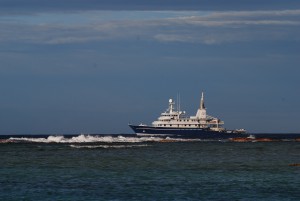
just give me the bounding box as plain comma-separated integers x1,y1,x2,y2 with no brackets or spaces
0,135,299,200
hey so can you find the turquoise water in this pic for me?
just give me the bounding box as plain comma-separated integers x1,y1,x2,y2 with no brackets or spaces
1,136,299,200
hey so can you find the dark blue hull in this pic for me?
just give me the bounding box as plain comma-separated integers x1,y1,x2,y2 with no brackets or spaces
129,125,248,139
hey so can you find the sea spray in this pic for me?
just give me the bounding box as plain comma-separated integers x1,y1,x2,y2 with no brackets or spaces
69,144,150,149
8,134,206,143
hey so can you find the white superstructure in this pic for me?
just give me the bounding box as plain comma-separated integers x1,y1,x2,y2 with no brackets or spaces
151,93,225,132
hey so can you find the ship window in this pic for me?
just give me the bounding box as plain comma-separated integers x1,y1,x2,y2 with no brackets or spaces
164,124,166,126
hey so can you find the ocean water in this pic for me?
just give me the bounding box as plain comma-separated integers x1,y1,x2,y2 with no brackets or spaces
0,135,299,201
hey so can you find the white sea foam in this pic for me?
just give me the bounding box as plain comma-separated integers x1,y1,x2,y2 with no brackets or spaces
9,134,165,143
8,134,215,143
70,144,150,149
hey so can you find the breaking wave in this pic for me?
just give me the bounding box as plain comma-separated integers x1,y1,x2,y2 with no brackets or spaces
7,134,206,144
8,135,162,143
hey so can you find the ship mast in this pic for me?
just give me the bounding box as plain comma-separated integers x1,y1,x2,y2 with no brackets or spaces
196,92,207,126
200,92,205,110
169,99,174,113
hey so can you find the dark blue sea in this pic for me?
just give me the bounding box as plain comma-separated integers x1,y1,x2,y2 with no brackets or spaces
1,134,299,200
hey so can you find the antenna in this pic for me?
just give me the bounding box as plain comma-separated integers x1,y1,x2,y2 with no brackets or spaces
176,93,181,112
179,93,181,112
176,93,178,112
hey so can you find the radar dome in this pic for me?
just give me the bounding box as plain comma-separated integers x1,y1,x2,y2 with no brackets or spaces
169,99,173,103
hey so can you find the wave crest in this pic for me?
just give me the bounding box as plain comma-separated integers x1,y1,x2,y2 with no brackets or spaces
9,134,165,143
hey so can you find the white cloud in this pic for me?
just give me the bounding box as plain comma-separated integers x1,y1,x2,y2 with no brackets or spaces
168,9,300,27
207,9,300,18
152,9,300,43
0,9,300,45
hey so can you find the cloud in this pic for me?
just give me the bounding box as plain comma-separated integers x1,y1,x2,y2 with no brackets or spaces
153,10,300,43
0,9,300,45
206,9,300,18
170,10,300,27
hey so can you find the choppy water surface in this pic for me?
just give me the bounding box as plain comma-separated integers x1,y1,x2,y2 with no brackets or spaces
1,135,299,200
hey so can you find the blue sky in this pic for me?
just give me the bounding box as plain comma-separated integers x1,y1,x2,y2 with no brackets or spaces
0,1,300,134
